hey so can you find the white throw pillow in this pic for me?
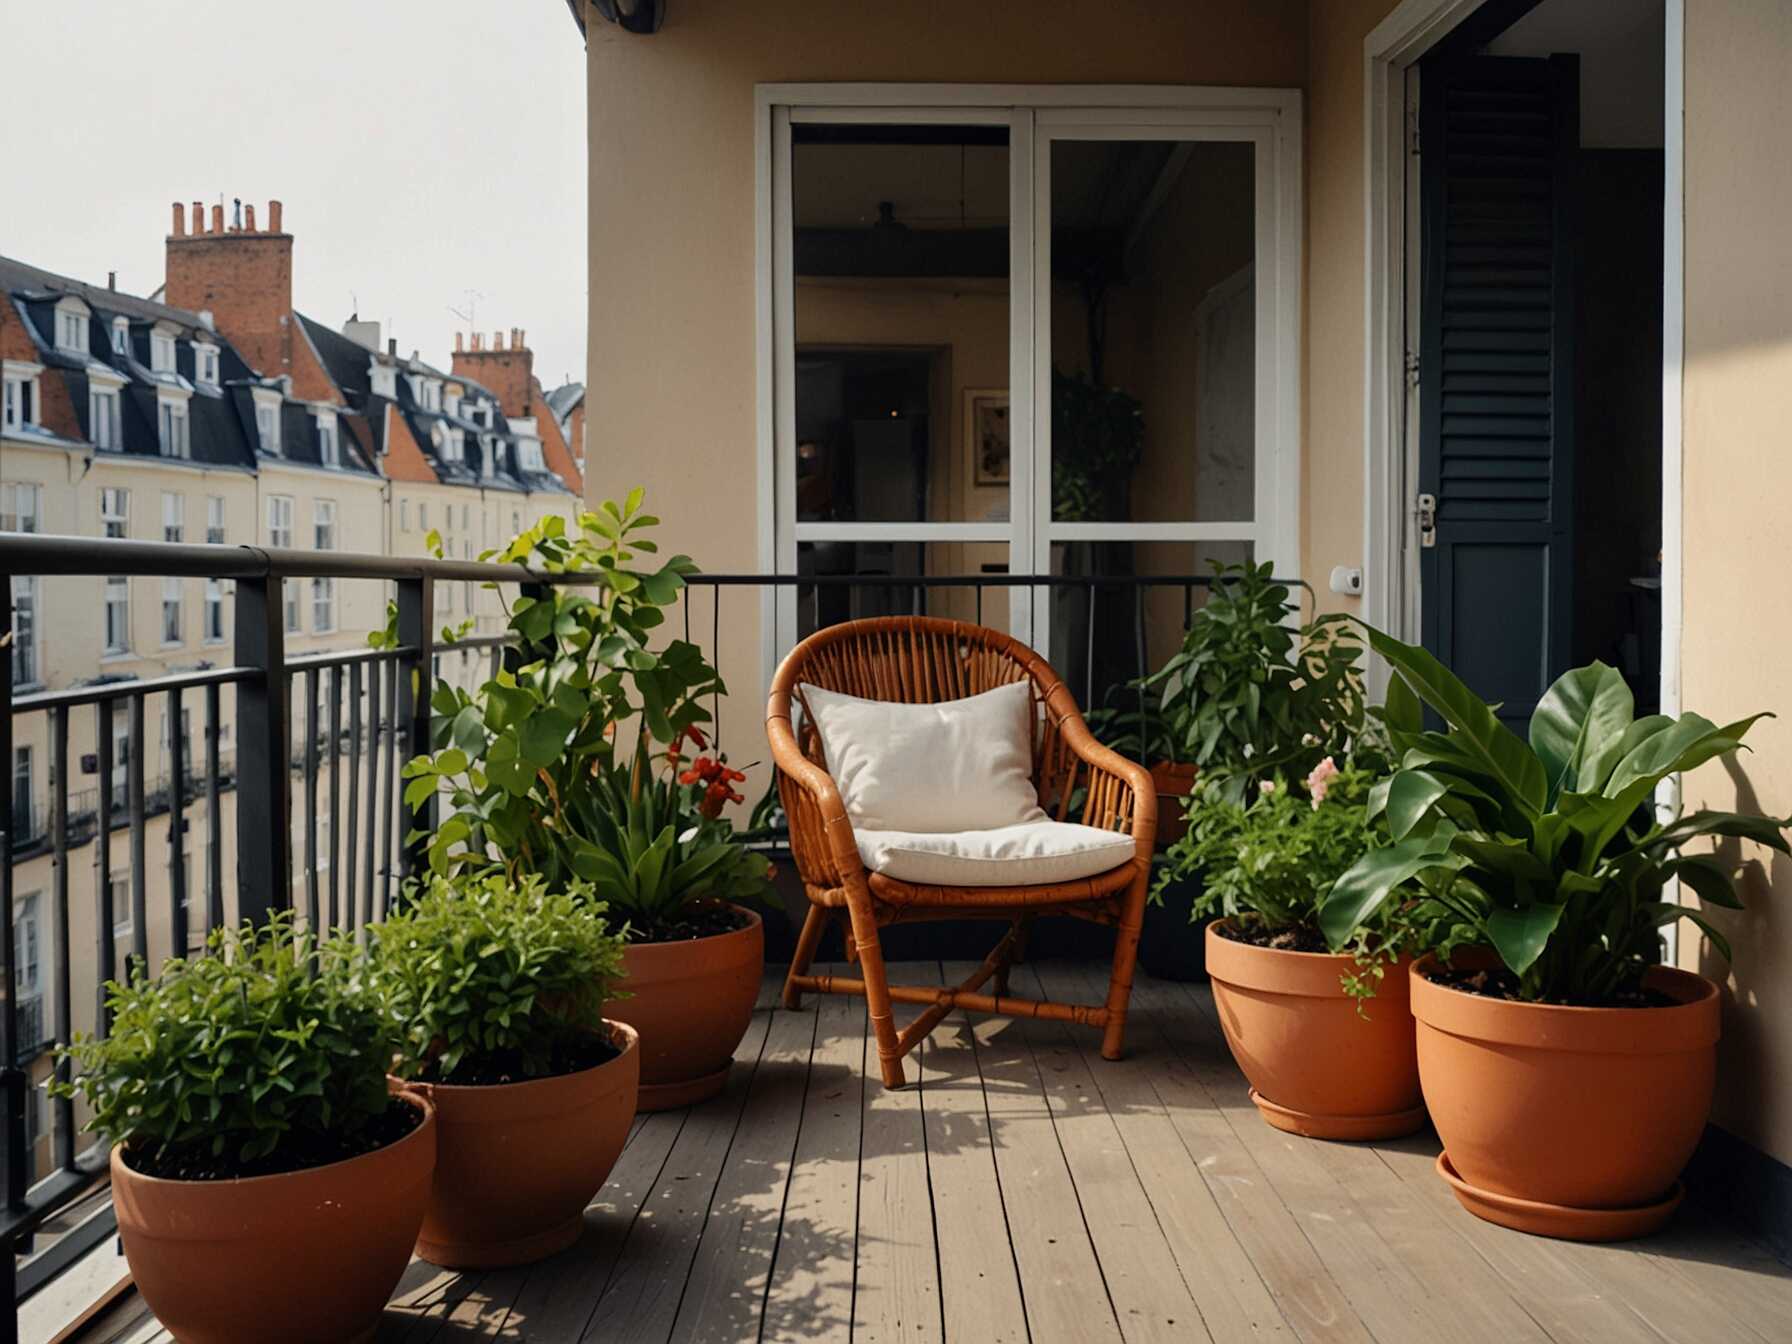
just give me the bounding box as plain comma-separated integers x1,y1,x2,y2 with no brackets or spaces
855,821,1136,887
800,680,1043,834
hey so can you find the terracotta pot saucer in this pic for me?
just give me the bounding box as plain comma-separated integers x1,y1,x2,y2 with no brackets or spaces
1250,1089,1428,1142
638,1063,734,1111
1436,1151,1684,1242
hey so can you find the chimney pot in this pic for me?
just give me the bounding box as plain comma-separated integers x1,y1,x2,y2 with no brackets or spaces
269,200,283,233
108,271,117,291
472,333,483,351
388,337,397,356
211,203,224,233
492,330,503,351
171,202,186,237
454,332,464,353
245,203,257,231
192,201,205,233
518,329,526,349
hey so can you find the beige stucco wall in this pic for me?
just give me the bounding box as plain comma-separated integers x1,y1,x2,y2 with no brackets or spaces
1678,0,1792,1168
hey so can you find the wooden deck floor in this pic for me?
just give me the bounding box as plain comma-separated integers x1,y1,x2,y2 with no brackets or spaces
78,961,1792,1344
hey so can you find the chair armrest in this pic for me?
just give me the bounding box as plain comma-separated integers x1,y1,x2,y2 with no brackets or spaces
1059,714,1158,857
766,704,866,893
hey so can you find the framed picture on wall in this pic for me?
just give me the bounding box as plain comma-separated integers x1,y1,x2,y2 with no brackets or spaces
966,389,1011,487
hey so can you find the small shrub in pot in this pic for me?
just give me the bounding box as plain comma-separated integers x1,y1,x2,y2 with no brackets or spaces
370,872,639,1267
56,917,434,1344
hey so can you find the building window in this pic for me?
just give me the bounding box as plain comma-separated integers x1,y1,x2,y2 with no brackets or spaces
9,576,38,687
519,441,544,472
2,369,38,432
11,747,31,842
370,363,396,398
162,492,185,544
109,873,131,939
206,495,225,545
511,510,520,536
13,891,41,1049
312,501,337,632
150,329,176,373
101,487,128,539
55,304,89,354
317,415,339,467
89,384,121,449
112,318,130,355
419,502,429,532
255,399,282,455
204,578,225,643
267,495,297,630
158,397,190,458
400,498,410,532
1,482,41,534
162,576,183,645
442,429,464,463
104,576,130,655
195,344,220,388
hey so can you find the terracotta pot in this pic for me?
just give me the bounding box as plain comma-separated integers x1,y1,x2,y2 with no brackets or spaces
412,1021,640,1268
1205,921,1424,1140
1411,950,1720,1240
111,1089,435,1344
1150,760,1199,847
604,904,763,1110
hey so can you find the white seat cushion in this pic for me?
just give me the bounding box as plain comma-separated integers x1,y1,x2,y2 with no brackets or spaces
854,820,1136,888
800,680,1043,834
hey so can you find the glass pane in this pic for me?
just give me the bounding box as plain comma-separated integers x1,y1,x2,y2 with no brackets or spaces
1048,139,1256,524
796,540,1012,643
792,125,1010,524
1047,539,1254,714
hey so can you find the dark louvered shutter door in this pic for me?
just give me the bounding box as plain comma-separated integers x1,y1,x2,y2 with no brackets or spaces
1418,54,1579,729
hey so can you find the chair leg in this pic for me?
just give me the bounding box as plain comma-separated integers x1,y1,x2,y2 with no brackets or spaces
993,915,1032,997
845,888,906,1088
1101,866,1149,1061
782,904,828,1011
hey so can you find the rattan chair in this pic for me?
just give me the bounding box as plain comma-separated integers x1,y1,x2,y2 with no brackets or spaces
766,616,1156,1088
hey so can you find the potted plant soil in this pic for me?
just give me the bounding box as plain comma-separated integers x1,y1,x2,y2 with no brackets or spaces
1323,632,1787,1240
1182,757,1443,1139
401,489,773,1113
1139,562,1368,981
371,872,639,1267
56,918,434,1344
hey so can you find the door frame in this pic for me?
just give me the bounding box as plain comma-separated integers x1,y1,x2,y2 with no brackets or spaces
753,82,1304,672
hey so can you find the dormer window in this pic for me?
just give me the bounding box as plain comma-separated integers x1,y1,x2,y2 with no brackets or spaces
518,440,544,472
315,410,340,467
150,325,178,374
194,343,220,389
3,362,41,433
252,389,283,455
88,370,125,449
54,299,90,354
424,380,443,412
480,436,496,479
111,318,130,355
445,392,462,420
370,361,396,398
157,390,191,458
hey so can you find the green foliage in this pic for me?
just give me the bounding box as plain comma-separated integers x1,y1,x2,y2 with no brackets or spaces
54,916,394,1163
369,872,627,1084
1319,626,1788,1002
400,490,720,896
1050,370,1144,522
1145,561,1369,803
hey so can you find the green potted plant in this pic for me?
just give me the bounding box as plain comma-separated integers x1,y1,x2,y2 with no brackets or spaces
1321,629,1788,1239
369,872,637,1267
56,918,434,1344
1135,561,1366,979
402,490,774,1111
1169,755,1445,1139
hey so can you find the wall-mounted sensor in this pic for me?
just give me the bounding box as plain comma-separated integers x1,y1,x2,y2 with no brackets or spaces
1329,566,1364,597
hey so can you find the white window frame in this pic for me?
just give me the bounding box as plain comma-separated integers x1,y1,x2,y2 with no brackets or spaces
162,491,185,544
252,389,283,455
9,576,38,687
149,324,178,374
312,500,338,632
157,390,191,458
1,482,42,534
103,575,131,656
2,362,43,433
194,342,220,389
370,361,397,399
111,317,131,355
53,298,90,355
161,575,184,646
316,410,340,467
267,495,298,631
204,577,226,644
100,487,129,539
518,439,544,472
755,84,1304,666
400,498,411,532
206,495,226,545
88,375,123,449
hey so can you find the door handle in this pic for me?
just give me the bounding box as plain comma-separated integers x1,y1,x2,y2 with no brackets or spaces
1417,493,1437,549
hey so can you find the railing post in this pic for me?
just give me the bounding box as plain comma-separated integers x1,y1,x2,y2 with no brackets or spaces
0,574,24,1217
234,573,290,924
396,575,435,882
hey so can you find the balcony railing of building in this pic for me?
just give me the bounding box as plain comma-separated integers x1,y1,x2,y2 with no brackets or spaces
0,530,1246,1341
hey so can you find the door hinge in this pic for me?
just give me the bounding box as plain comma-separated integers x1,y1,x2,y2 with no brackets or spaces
1404,350,1421,388
1416,493,1437,548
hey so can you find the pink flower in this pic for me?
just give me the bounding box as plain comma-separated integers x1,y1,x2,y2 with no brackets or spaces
1305,756,1339,808
1258,779,1277,797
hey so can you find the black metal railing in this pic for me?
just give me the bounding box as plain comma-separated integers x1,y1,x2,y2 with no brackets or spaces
0,531,1244,1339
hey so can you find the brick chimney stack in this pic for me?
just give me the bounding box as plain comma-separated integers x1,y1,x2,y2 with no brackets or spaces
452,321,535,416
165,196,296,380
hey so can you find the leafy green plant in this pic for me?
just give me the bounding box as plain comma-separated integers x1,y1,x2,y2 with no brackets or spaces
1051,370,1144,522
1145,561,1367,803
54,916,395,1174
1319,627,1789,1003
369,872,627,1084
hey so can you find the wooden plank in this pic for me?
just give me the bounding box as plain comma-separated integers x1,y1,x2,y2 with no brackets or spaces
761,969,867,1343
670,987,824,1343
579,1004,778,1340
1633,1203,1792,1343
907,960,1029,1344
1032,961,1296,1344
853,960,944,1344
950,959,1124,1344
1009,964,1212,1343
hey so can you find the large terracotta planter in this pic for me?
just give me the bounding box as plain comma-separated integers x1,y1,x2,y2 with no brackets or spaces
1205,921,1424,1140
604,905,763,1110
111,1090,435,1344
1150,760,1198,847
1412,950,1720,1240
412,1021,639,1267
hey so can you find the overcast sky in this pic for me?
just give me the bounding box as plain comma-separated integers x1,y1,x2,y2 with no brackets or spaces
4,0,588,389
